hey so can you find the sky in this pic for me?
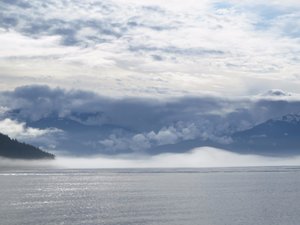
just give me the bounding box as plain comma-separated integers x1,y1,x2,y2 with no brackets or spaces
1,0,300,165
0,0,300,97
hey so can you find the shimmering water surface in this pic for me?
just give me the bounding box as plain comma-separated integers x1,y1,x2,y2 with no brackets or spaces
1,167,300,225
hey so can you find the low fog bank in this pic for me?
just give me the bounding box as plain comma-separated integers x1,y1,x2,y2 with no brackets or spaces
0,157,55,169
54,147,300,169
2,147,300,169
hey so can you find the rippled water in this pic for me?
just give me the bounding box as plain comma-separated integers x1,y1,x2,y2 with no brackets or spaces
1,167,300,225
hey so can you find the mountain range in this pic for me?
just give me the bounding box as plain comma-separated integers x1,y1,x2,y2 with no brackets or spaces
2,111,300,156
230,114,300,155
150,114,300,156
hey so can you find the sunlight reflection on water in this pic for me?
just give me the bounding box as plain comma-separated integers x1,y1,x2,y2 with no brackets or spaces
0,167,300,225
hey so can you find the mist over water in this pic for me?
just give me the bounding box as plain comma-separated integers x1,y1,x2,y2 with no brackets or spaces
54,147,300,168
2,147,300,169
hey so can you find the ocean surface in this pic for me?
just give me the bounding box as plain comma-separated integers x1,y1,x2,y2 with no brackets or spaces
1,167,300,225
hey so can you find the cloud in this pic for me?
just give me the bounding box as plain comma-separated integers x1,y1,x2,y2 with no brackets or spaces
261,89,291,97
128,45,225,57
1,1,300,156
99,123,204,152
0,118,63,149
0,118,59,139
1,85,300,154
1,0,300,97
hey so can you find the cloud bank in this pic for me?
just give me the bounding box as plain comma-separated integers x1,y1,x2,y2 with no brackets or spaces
0,0,300,96
1,85,300,154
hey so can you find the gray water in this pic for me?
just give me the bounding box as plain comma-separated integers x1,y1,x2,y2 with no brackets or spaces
1,167,300,225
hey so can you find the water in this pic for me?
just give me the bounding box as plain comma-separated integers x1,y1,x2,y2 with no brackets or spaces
1,167,300,225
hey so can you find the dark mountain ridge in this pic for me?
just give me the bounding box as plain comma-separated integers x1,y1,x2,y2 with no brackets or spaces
0,133,55,160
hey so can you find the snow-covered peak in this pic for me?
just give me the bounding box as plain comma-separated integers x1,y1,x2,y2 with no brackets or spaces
274,114,300,124
262,89,291,97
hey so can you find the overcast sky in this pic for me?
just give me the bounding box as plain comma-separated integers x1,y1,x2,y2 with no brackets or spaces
1,0,300,97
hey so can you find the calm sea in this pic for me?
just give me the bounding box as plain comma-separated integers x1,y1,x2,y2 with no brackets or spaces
1,167,300,225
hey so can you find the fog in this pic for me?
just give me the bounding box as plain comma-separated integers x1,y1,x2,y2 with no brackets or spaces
0,157,54,169
2,147,300,169
53,147,300,168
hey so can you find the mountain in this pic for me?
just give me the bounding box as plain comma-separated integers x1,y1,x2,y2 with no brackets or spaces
26,115,133,155
0,133,55,159
4,108,300,156
148,114,300,156
230,114,300,155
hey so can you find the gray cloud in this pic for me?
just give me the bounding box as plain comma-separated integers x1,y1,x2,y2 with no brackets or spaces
128,45,225,57
1,85,300,154
0,0,176,47
262,89,291,97
1,0,31,8
1,1,120,46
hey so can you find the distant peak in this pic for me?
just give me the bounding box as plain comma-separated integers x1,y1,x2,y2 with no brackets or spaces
261,89,291,97
272,114,300,124
281,114,300,123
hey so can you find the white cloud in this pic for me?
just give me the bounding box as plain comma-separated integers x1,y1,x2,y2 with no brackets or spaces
97,121,232,152
0,30,77,58
0,0,300,97
0,118,62,142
